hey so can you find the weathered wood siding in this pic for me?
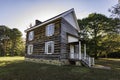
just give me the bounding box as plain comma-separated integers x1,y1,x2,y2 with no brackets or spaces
26,19,61,59
60,18,79,59
26,18,79,60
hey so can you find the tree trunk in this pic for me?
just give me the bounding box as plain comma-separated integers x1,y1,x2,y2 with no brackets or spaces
94,27,98,59
11,40,16,56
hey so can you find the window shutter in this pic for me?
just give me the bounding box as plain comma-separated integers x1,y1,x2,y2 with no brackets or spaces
52,24,54,35
45,42,47,54
52,41,54,53
46,26,48,36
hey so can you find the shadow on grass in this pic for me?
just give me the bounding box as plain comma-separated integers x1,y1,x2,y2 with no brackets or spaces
96,58,120,70
0,57,120,80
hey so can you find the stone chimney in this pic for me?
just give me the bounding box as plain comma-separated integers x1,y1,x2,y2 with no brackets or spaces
35,20,42,26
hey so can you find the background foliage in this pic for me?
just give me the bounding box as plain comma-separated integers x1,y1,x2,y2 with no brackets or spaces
78,13,120,58
0,25,25,56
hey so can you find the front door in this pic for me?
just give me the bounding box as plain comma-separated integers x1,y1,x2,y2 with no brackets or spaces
70,45,74,59
70,44,79,59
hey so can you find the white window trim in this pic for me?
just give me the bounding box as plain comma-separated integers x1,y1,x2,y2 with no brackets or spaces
28,31,34,41
45,41,54,54
27,44,33,55
46,23,54,36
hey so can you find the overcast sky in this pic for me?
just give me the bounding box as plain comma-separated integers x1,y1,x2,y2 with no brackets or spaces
0,0,118,37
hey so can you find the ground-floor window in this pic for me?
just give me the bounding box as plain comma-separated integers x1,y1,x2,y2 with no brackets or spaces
45,41,54,54
27,44,33,55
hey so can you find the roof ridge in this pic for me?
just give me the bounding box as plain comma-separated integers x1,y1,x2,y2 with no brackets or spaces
25,8,75,32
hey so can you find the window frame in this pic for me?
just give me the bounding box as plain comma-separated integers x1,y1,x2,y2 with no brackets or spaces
28,31,34,41
45,41,54,54
27,44,33,55
46,23,55,36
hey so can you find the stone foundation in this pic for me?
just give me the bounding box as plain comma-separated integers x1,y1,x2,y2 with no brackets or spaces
76,61,82,66
25,58,70,66
61,59,70,65
25,58,82,66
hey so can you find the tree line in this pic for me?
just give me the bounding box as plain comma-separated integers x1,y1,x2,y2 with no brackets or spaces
0,2,119,58
78,14,120,58
0,25,25,56
77,2,120,58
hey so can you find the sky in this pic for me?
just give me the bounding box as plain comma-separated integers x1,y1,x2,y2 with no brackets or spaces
0,0,118,38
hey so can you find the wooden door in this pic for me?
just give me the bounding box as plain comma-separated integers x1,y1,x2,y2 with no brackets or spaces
70,45,74,59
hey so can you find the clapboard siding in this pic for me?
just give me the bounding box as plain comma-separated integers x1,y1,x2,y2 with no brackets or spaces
33,36,61,54
60,18,78,59
26,18,79,59
26,19,61,57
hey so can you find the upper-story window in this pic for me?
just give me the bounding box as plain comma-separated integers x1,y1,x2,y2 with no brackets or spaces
46,23,54,36
28,31,34,41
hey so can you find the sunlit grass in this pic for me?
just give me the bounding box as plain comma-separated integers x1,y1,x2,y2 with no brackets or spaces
0,57,119,80
101,58,120,61
0,56,24,61
0,56,24,67
96,58,120,70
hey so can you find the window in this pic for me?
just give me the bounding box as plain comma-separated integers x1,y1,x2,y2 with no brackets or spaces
46,24,54,36
45,41,54,54
28,31,34,41
27,44,33,55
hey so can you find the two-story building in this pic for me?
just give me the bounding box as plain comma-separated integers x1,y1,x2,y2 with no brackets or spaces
25,8,94,67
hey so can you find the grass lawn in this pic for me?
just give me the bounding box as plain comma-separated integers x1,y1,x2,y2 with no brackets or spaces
0,57,120,80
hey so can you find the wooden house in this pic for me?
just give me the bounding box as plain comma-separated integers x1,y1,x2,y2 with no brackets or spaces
25,8,94,67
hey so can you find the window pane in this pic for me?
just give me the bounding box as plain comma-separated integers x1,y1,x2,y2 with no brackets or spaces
46,24,54,36
48,43,52,53
29,31,34,41
49,26,52,36
28,45,33,55
29,46,32,53
45,41,54,54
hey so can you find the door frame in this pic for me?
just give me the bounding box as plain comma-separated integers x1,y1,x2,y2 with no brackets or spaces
70,44,75,59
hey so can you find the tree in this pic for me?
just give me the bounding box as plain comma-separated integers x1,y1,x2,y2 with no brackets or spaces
10,28,22,56
78,13,110,58
0,25,24,56
100,33,120,57
78,13,120,58
0,26,10,56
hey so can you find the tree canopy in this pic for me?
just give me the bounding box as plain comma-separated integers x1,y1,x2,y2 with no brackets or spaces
78,13,120,58
0,25,25,56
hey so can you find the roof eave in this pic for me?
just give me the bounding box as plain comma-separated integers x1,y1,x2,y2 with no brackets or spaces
24,8,75,33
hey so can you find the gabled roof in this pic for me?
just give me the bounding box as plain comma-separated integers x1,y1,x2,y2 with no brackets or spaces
25,8,80,32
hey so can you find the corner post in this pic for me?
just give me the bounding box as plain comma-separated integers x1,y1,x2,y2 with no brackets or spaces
84,44,86,59
79,41,81,60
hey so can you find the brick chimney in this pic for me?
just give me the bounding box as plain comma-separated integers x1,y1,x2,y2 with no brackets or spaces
35,20,42,26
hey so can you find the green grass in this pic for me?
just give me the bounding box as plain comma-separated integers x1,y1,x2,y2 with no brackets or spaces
96,58,120,70
0,57,120,80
